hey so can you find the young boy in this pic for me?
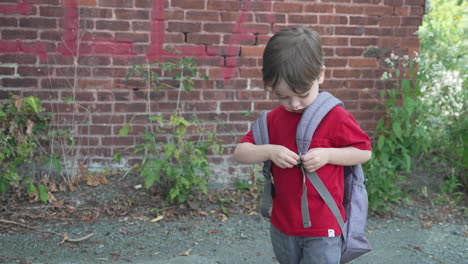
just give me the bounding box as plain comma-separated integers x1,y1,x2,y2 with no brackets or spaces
233,27,372,264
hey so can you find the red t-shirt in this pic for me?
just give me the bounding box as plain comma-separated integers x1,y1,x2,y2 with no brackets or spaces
240,105,371,237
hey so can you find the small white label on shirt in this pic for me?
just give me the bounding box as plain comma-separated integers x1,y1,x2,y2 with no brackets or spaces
328,229,335,237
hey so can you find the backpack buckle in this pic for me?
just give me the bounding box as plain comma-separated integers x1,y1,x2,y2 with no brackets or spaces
296,152,303,168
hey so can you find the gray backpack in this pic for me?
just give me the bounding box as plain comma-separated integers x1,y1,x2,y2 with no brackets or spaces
252,92,371,263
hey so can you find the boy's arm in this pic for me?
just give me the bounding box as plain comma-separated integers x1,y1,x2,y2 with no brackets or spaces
233,142,300,169
301,147,371,173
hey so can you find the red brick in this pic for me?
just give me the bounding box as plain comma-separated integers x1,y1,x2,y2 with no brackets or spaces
114,32,148,43
2,78,37,88
187,33,221,45
255,13,281,24
207,0,240,11
19,18,57,28
0,66,15,75
254,101,279,111
384,0,404,5
80,8,113,18
402,16,422,26
349,16,379,25
114,102,146,113
322,37,349,46
304,3,334,13
347,80,375,89
401,38,419,47
235,91,265,101
167,90,201,101
204,22,234,33
184,102,217,112
203,91,235,101
39,6,64,17
220,101,252,111
336,48,364,56
77,79,114,89
167,21,202,33
172,0,205,9
394,6,410,16
350,37,377,46
96,20,130,31
324,58,348,67
335,5,364,14
335,26,364,36
78,56,111,66
17,66,50,76
99,0,133,8
379,16,401,26
289,14,318,24
322,0,351,2
319,15,348,24
216,123,248,133
114,9,150,20
187,11,219,21
349,58,378,68
273,2,303,13
223,34,256,45
2,30,37,39
239,67,261,78
365,6,394,16
241,46,265,57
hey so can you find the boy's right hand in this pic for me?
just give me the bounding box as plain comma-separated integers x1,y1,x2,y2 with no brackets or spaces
268,145,300,169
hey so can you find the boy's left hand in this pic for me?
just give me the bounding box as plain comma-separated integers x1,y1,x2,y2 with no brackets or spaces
301,148,329,172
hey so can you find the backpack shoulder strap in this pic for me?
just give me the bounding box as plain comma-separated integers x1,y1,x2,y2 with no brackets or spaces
251,111,273,218
297,92,344,228
296,92,343,155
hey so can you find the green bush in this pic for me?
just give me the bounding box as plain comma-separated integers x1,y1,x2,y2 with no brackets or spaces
364,55,432,213
418,0,467,192
120,47,223,203
0,95,50,202
365,0,467,212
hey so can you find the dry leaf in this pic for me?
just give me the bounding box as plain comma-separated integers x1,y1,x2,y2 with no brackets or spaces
150,215,164,223
217,213,228,222
48,192,57,202
52,200,64,209
26,119,35,136
421,221,432,229
15,98,24,110
208,229,221,235
86,176,100,187
179,248,192,256
49,180,58,192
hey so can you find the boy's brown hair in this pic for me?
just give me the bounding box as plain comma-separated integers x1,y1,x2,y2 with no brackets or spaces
262,26,324,94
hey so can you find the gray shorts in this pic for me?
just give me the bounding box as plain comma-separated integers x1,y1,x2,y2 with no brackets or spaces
270,224,342,264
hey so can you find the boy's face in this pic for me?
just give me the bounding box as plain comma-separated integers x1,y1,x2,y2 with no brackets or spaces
271,70,325,114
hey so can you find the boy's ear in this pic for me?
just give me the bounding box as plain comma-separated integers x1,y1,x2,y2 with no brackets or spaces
318,67,326,84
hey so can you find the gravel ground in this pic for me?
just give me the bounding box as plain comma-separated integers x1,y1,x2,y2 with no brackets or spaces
1,205,467,264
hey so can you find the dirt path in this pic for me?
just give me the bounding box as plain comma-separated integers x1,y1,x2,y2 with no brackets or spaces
1,206,467,264
0,176,466,264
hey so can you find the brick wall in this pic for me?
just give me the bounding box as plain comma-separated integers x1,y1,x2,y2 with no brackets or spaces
0,0,424,183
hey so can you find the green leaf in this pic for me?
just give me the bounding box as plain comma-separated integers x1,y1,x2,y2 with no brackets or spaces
0,179,7,194
118,124,131,136
27,183,37,196
401,79,411,91
0,109,7,119
65,96,73,105
38,184,48,202
377,135,386,150
113,152,122,163
392,122,402,139
24,96,41,113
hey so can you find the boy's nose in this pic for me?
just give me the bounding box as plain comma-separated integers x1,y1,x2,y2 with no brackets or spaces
290,98,301,109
